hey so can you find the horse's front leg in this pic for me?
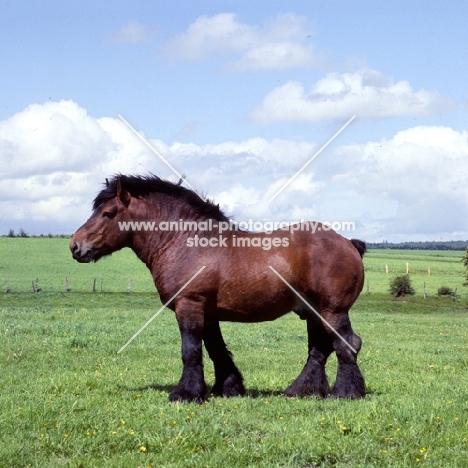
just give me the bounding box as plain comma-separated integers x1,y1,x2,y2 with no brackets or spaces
169,297,207,403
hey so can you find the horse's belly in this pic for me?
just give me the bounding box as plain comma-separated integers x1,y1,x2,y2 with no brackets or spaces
213,292,298,323
215,307,289,323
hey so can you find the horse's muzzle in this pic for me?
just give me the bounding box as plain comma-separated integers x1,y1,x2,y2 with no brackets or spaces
70,241,94,263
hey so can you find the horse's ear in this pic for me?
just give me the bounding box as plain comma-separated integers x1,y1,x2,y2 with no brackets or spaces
176,174,186,186
116,178,131,207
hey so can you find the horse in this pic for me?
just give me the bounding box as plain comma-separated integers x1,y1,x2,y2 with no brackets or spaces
70,174,367,402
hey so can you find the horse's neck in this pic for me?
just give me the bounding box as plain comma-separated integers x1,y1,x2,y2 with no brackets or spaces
128,199,191,271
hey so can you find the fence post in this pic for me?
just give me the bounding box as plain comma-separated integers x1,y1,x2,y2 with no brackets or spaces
65,276,70,293
93,278,96,292
424,281,427,299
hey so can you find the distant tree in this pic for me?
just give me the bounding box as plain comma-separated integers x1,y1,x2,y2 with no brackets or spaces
7,228,15,237
438,286,455,296
367,240,468,251
389,275,415,297
18,228,28,238
462,250,468,286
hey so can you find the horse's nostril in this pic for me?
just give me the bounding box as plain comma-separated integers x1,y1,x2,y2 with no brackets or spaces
70,241,84,258
70,240,93,263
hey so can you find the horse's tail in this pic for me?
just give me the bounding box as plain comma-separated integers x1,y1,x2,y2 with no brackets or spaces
350,239,367,258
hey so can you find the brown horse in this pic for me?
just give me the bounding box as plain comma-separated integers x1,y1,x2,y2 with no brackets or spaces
70,174,366,402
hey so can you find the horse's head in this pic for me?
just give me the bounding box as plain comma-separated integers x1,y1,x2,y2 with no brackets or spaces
70,180,133,263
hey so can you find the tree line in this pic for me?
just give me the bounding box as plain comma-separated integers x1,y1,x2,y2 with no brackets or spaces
4,229,70,238
368,240,468,251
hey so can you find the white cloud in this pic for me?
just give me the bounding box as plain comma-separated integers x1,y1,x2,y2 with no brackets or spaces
1,101,467,241
0,101,318,231
332,126,468,238
0,100,112,179
0,101,161,228
160,12,323,71
0,101,327,233
226,42,320,72
109,21,155,43
249,69,455,123
216,184,261,213
161,13,256,60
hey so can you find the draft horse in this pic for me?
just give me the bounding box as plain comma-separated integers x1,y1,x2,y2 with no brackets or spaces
71,175,367,402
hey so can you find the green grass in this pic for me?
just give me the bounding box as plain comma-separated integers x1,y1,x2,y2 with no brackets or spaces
0,237,154,293
1,237,466,298
1,239,468,467
363,249,466,296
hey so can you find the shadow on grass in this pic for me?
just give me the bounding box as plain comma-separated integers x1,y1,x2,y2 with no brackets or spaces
362,387,383,397
120,382,293,399
119,382,379,400
118,383,176,394
244,388,286,398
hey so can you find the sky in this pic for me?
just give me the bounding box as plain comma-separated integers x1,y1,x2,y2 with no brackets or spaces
1,0,467,242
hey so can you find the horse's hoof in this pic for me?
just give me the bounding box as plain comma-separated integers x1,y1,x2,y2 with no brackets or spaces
329,388,366,399
169,388,205,404
212,375,246,398
285,381,329,398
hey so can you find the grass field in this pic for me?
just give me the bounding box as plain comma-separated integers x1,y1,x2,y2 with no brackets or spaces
1,238,466,296
1,238,468,467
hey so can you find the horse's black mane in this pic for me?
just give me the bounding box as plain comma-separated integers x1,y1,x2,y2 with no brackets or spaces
93,174,230,222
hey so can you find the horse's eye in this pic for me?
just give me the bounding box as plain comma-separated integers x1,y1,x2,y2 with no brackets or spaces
102,210,116,219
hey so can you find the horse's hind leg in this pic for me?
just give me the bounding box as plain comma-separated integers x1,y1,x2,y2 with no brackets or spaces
285,310,333,398
203,321,245,397
325,311,365,399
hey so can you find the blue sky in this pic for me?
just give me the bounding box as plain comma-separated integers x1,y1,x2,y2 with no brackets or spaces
1,0,467,241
